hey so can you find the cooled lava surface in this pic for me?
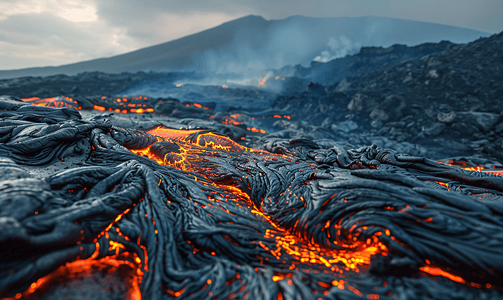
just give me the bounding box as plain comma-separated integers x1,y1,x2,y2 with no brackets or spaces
0,95,503,300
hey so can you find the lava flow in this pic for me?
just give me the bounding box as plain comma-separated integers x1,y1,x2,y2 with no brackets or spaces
129,127,389,296
438,159,503,176
2,222,145,300
21,96,82,109
19,95,274,136
3,256,142,300
127,126,484,297
2,99,502,300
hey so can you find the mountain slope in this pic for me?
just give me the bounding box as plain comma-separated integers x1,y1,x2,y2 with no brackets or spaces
0,15,489,79
273,31,503,159
277,40,458,87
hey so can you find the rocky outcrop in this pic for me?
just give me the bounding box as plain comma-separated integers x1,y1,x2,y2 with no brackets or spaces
273,31,503,161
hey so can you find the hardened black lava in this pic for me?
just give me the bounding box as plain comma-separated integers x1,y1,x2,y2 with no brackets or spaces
0,98,502,300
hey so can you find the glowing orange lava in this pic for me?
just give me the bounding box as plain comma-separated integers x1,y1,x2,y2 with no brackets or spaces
6,203,147,299
185,103,209,110
434,181,450,190
126,127,397,297
22,95,159,114
10,101,491,298
438,160,503,176
3,254,142,300
420,266,465,284
21,96,82,109
127,127,490,294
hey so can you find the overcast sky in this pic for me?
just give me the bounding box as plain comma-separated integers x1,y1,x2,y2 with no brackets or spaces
0,0,501,70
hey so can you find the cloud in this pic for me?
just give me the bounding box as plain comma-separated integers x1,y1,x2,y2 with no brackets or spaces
0,9,139,69
0,0,501,70
0,0,98,22
0,0,142,69
382,0,503,33
153,12,245,43
0,0,251,69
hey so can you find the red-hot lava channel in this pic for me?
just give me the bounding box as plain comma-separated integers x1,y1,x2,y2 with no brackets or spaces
133,128,391,298
129,127,495,296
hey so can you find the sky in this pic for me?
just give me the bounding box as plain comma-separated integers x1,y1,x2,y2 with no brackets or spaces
0,0,502,70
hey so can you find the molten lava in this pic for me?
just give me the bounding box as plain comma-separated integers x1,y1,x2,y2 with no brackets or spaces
22,96,82,109
257,77,267,87
438,159,503,176
127,127,482,296
127,128,390,295
6,98,500,299
3,256,142,300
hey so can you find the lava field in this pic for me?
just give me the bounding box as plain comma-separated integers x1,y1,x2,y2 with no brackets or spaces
0,91,503,300
1,32,503,300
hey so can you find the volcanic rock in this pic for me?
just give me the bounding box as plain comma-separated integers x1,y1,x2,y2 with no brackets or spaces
0,71,193,99
450,122,480,136
347,93,365,111
422,122,446,136
331,120,358,133
305,82,326,97
153,98,181,114
272,30,503,161
286,40,458,86
457,111,499,132
369,108,389,122
2,103,503,300
495,122,503,133
437,111,457,123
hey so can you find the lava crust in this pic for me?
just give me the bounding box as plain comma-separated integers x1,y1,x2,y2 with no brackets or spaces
0,98,502,300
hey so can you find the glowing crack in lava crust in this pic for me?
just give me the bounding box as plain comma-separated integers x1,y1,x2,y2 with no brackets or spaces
129,127,501,298
132,127,388,273
1,100,503,300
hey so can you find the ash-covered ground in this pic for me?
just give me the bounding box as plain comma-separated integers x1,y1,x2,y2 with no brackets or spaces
0,31,502,300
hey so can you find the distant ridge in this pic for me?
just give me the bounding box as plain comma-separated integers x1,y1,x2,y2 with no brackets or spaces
0,15,489,79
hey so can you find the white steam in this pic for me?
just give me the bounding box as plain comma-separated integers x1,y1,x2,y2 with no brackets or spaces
193,20,320,75
313,36,362,63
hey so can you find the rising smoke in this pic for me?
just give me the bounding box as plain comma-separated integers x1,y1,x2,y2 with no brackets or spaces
195,19,319,75
122,16,490,98
313,36,362,62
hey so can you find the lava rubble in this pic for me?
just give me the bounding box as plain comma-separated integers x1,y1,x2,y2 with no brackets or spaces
0,96,503,300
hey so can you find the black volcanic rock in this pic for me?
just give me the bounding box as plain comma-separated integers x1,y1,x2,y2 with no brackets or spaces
287,40,457,86
0,71,191,99
153,98,181,115
273,31,503,161
345,31,503,159
342,32,503,112
1,104,503,300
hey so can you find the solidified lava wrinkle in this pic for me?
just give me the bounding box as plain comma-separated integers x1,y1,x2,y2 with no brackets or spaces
1,99,503,300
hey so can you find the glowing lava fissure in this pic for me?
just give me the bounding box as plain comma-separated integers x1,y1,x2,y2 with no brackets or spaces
127,126,486,293
3,256,142,300
2,210,147,300
20,95,200,115
21,95,83,109
21,95,158,113
20,95,278,138
437,159,503,176
127,127,392,296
